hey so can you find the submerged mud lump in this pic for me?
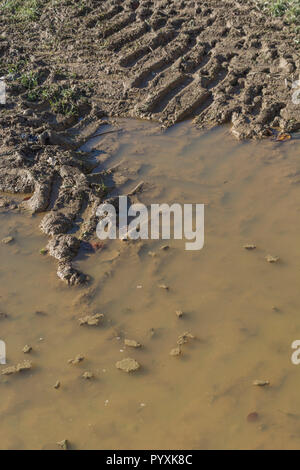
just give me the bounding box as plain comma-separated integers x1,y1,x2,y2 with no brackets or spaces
78,313,104,326
177,332,195,346
57,262,88,286
57,440,69,451
266,255,280,263
47,235,80,261
82,371,94,380
176,310,184,318
116,357,140,373
2,236,14,244
170,347,182,357
68,354,85,365
1,360,32,375
253,380,270,387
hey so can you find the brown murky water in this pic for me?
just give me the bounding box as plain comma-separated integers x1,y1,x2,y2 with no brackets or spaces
1,120,300,450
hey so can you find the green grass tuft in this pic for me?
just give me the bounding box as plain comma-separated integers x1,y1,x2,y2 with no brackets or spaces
259,0,300,24
0,0,42,22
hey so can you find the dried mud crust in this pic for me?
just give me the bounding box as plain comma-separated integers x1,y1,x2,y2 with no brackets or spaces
0,0,299,284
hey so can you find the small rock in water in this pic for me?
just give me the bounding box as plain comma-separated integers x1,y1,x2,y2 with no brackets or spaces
57,439,68,450
266,255,280,263
1,360,32,375
82,371,94,380
54,381,60,389
244,244,256,250
247,412,259,422
124,339,141,348
170,347,181,357
253,380,270,387
0,312,8,320
22,345,32,354
116,357,140,373
68,354,85,365
176,310,184,318
78,313,104,326
2,236,14,244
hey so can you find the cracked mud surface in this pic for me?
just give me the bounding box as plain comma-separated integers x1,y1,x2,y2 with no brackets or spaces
0,0,299,283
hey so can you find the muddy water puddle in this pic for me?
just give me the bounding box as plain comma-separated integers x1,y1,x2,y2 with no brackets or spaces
1,121,300,449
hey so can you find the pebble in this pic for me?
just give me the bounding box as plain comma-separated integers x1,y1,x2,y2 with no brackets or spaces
22,345,32,354
54,381,60,389
243,244,256,250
